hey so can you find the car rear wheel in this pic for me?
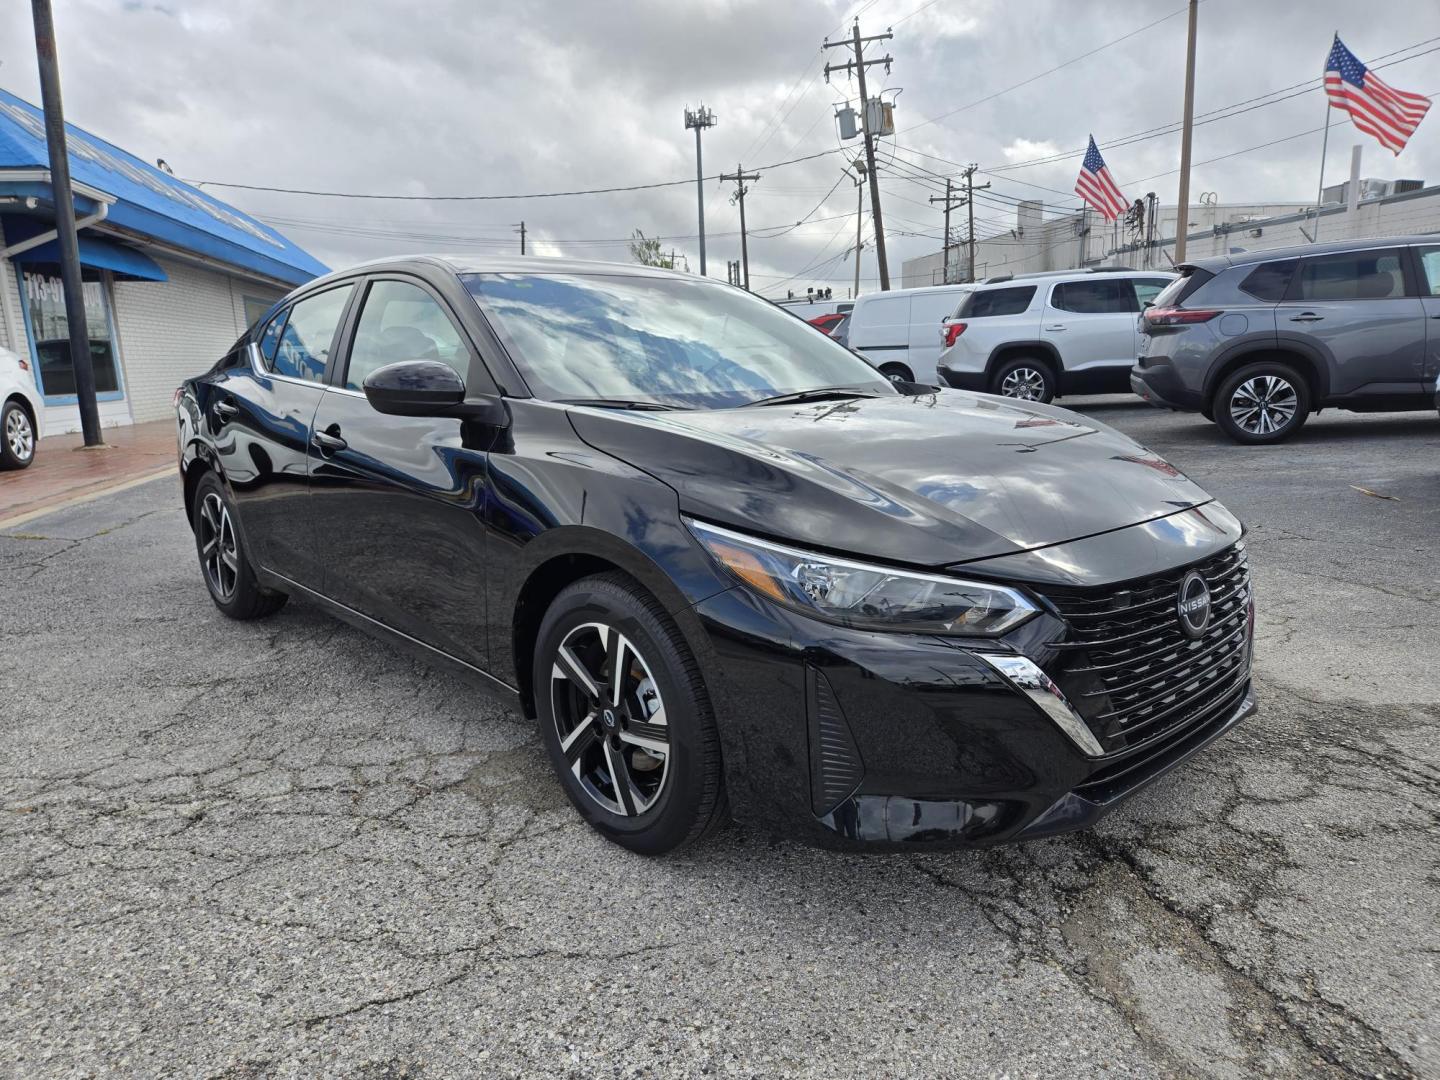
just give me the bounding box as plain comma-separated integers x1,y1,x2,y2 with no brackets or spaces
191,472,287,619
878,361,914,383
991,357,1056,403
535,572,726,855
1,399,35,469
1213,362,1310,444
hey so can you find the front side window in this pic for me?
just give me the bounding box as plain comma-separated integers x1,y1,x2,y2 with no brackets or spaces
24,273,121,401
1414,246,1440,296
1239,260,1297,303
1132,278,1172,308
271,285,353,382
1295,249,1406,301
464,273,891,409
346,281,467,391
958,286,1035,318
1049,279,1132,314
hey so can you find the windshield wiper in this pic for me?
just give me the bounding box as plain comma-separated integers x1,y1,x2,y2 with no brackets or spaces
553,398,686,411
741,386,885,408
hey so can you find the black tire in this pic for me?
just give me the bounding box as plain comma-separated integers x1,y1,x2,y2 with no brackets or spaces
534,572,727,856
0,398,36,469
191,472,287,620
990,356,1057,403
878,362,914,383
1212,361,1311,444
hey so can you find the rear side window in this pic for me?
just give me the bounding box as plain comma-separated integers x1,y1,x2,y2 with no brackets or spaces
271,285,354,382
1150,269,1213,309
257,309,288,367
1239,260,1297,303
957,286,1035,318
1417,246,1440,296
1132,278,1172,308
1049,279,1132,314
1295,249,1405,301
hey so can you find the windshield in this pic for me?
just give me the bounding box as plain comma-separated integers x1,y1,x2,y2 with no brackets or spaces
463,272,893,409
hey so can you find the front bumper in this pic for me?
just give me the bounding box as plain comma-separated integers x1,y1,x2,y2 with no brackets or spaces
692,581,1256,851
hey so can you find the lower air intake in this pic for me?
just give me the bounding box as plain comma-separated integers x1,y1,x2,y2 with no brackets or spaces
807,666,864,816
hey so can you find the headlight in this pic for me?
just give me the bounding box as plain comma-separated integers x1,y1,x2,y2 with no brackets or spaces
688,519,1037,636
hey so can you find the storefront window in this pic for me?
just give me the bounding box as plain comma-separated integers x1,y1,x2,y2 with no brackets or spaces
24,272,121,400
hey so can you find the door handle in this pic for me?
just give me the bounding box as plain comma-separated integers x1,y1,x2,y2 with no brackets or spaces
213,399,239,419
1045,324,1067,331
1289,312,1324,322
311,429,347,454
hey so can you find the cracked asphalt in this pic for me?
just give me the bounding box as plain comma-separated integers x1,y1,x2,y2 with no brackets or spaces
2,400,1438,1079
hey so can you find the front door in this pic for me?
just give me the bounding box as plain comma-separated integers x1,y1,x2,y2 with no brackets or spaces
1276,247,1427,399
1041,278,1138,382
307,277,494,668
208,282,353,586
1413,244,1440,391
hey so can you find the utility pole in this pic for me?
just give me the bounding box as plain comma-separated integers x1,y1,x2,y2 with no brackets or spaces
516,221,526,255
684,105,717,276
961,164,989,283
720,165,760,291
1173,0,1199,263
30,0,102,447
849,161,866,297
825,21,893,290
929,177,966,284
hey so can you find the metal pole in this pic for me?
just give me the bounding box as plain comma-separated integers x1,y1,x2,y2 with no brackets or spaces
694,126,706,274
854,171,864,297
31,0,101,446
737,174,750,291
853,23,890,291
966,168,977,282
941,179,952,283
1313,103,1333,243
1173,0,1199,264
518,221,526,254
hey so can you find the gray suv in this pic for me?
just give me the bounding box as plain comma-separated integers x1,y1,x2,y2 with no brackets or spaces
1131,237,1440,443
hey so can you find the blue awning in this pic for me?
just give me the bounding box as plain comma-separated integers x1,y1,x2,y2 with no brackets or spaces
10,233,167,282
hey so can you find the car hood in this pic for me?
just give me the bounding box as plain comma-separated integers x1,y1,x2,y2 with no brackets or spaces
565,390,1214,568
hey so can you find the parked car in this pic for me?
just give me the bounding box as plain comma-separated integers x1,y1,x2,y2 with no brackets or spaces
808,312,847,336
1132,238,1440,443
829,313,851,348
845,283,974,382
936,269,1175,402
177,255,1256,855
0,344,43,469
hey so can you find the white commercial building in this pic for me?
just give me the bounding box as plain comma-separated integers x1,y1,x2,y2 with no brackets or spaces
0,87,325,435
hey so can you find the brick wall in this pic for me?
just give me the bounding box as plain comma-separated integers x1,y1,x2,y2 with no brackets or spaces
112,256,283,423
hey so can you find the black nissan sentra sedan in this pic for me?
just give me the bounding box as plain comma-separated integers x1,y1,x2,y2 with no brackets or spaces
175,256,1256,855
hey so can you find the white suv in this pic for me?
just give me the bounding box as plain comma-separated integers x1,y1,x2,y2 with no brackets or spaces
935,269,1174,402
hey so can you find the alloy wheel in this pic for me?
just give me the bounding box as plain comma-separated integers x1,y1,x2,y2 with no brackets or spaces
198,491,239,600
1000,367,1047,400
550,621,670,817
5,407,33,462
1229,375,1297,436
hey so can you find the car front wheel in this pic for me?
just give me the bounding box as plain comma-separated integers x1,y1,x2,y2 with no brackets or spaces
1213,362,1310,444
1,399,35,469
535,572,726,855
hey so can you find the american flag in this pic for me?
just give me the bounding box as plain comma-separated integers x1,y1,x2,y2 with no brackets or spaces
1074,136,1128,221
1324,36,1431,155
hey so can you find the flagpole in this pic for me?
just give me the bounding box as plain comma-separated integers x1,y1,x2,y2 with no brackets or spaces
1313,32,1337,243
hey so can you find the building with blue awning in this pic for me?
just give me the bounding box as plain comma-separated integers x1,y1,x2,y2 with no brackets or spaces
0,86,327,434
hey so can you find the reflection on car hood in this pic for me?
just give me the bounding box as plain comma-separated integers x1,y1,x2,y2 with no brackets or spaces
565,389,1215,568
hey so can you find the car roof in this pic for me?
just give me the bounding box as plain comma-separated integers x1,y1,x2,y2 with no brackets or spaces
1185,235,1439,273
296,253,705,293
969,268,1174,291
851,283,975,303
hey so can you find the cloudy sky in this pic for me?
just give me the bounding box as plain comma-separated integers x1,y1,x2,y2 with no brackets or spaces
2,0,1438,295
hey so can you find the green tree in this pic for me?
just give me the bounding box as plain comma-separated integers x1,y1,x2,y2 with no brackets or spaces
629,229,672,268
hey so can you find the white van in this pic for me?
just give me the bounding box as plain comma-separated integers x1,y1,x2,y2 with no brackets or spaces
844,284,974,382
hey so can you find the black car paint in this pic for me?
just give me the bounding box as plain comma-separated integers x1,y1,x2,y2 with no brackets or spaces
178,256,1254,850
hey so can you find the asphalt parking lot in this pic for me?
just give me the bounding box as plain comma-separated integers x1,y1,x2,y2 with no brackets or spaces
2,399,1438,1079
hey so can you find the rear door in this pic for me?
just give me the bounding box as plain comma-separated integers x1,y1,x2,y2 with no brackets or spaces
1277,247,1426,398
306,275,496,667
1041,278,1138,374
207,282,355,588
1412,244,1440,392
906,289,963,371
849,294,912,369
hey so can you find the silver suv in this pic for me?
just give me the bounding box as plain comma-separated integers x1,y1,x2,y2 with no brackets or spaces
1132,237,1440,443
935,268,1175,402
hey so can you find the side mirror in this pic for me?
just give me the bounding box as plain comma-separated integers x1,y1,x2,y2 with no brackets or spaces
363,360,466,416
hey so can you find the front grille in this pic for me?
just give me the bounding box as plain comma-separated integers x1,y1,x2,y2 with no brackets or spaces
1042,544,1252,755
